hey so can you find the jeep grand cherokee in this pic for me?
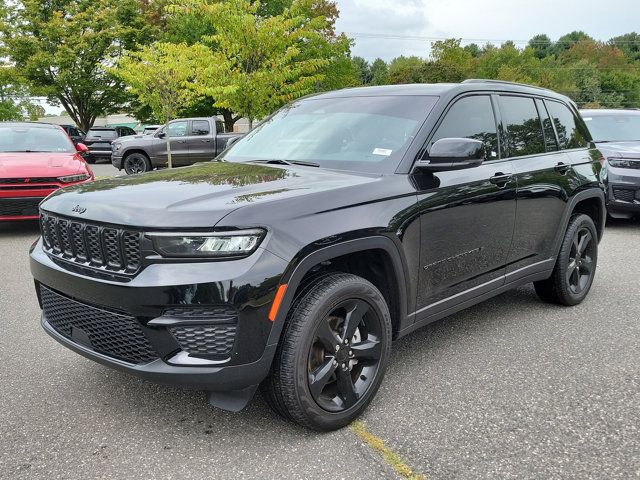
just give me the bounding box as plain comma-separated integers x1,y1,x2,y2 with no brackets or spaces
30,80,605,431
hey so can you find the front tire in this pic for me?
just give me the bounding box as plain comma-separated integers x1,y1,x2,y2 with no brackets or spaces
534,214,598,306
123,152,152,175
262,273,392,431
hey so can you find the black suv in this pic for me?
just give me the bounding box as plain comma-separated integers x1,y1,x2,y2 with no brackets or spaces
30,80,605,431
83,126,137,164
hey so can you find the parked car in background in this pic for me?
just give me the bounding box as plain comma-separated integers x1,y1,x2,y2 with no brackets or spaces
60,125,85,146
581,109,640,219
31,81,605,430
111,117,242,174
0,122,93,220
83,126,137,164
142,125,162,135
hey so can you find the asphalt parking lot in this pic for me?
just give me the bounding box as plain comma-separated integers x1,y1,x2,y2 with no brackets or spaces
0,162,638,479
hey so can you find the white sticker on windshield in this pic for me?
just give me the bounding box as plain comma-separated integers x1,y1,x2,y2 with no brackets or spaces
373,148,393,156
583,117,592,121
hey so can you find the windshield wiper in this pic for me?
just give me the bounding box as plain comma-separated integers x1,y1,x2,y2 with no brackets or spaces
252,159,319,167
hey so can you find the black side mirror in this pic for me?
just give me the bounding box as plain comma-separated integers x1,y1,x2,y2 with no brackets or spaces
414,138,486,172
157,131,166,139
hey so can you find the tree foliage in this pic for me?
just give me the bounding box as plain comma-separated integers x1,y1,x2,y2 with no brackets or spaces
1,0,155,130
351,32,640,109
171,0,352,127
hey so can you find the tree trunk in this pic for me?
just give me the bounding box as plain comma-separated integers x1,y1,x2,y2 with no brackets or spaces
166,124,172,169
221,109,240,132
248,117,253,130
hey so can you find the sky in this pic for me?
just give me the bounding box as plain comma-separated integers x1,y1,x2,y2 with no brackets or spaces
334,0,640,61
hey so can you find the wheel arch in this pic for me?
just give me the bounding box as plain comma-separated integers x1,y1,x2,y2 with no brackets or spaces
551,188,606,261
266,236,411,346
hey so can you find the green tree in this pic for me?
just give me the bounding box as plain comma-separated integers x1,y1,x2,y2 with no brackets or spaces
387,56,425,84
370,58,389,85
528,34,553,59
114,42,208,167
351,56,372,85
1,0,155,131
609,32,640,61
181,0,351,128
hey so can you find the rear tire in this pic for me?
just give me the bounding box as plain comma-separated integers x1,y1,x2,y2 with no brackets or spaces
123,152,151,174
85,155,96,164
261,273,392,431
534,214,598,306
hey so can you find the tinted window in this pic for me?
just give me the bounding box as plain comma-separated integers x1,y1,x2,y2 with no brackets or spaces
546,101,589,149
167,121,188,137
499,96,545,157
216,120,226,133
430,95,499,160
535,99,558,151
192,120,210,136
225,95,439,173
0,125,75,153
87,129,117,140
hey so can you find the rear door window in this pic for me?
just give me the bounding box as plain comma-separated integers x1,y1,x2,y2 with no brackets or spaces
192,120,210,136
545,100,590,149
499,95,545,157
430,95,499,160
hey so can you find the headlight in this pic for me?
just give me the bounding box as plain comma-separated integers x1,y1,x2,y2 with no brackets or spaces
608,158,640,169
148,229,265,258
113,143,122,152
58,174,91,183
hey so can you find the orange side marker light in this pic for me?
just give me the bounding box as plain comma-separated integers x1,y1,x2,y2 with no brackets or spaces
268,284,288,322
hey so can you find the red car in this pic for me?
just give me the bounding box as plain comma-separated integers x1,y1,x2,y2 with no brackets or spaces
0,122,94,221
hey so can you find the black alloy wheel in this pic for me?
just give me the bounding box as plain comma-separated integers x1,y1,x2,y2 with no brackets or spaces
123,153,151,175
308,298,383,412
261,272,392,431
566,227,595,295
534,213,598,306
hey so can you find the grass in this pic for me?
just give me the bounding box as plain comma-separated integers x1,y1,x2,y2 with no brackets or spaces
350,421,426,480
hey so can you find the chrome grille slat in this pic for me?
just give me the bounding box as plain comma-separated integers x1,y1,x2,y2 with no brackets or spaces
39,212,142,274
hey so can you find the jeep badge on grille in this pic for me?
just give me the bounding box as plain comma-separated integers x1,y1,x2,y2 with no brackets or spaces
72,205,87,214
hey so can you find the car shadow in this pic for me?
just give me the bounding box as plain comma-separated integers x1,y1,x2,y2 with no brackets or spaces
0,220,40,236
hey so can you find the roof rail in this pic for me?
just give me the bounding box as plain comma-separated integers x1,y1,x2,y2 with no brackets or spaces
462,78,552,92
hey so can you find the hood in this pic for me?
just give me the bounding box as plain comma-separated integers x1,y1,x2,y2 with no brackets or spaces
595,141,640,160
41,161,378,228
0,152,85,178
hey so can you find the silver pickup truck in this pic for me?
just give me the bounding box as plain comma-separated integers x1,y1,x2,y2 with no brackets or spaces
111,117,243,174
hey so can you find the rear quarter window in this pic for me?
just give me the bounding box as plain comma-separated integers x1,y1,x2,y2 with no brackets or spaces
545,100,590,149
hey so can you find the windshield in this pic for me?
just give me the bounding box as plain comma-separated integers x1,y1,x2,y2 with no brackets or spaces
0,125,75,153
223,95,438,173
87,129,117,140
583,114,640,142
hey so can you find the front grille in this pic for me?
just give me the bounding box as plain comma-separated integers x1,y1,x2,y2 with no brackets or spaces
169,325,237,358
40,286,159,364
0,177,58,184
613,187,637,203
40,212,142,274
0,197,41,216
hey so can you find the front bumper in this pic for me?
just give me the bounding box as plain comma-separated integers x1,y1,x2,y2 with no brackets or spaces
31,239,288,391
605,165,640,216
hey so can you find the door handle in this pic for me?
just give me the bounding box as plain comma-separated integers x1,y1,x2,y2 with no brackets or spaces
176,140,186,144
201,139,211,143
554,162,571,174
489,172,513,187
